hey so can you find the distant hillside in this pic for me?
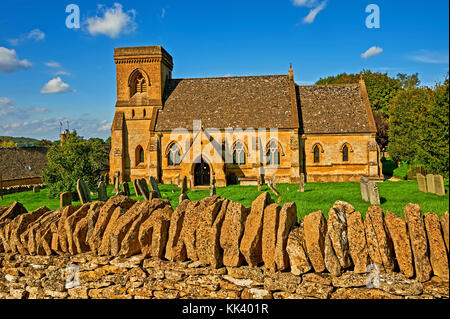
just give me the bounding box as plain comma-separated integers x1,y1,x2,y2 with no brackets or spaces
0,136,40,147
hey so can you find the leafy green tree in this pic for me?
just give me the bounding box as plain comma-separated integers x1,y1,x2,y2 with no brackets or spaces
41,131,109,198
37,139,53,147
397,73,420,89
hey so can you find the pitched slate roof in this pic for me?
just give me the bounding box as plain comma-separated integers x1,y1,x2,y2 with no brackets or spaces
297,84,376,134
0,147,48,181
155,75,295,131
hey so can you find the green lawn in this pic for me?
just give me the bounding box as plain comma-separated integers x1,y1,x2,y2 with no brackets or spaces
1,180,448,220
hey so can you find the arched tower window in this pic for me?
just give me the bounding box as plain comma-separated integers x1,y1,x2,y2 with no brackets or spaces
342,145,349,162
130,70,148,97
314,145,320,163
136,145,144,166
233,141,246,165
266,141,280,166
168,143,181,166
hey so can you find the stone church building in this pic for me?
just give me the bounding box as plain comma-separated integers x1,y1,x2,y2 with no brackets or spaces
110,46,382,188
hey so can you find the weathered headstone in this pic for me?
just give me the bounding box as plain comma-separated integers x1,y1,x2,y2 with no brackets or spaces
426,174,435,194
299,173,305,193
76,179,91,204
181,176,188,194
149,176,161,199
434,174,445,196
416,173,427,193
98,181,108,202
60,192,72,208
367,181,380,205
33,185,40,193
122,182,130,197
360,176,369,202
113,171,120,194
174,174,180,187
132,179,142,196
257,175,262,191
210,174,216,196
137,179,150,201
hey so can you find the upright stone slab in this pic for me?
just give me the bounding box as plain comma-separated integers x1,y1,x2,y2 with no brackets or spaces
326,201,352,269
98,181,108,202
416,174,427,193
303,210,327,272
132,179,142,196
404,203,432,282
165,200,190,261
360,177,369,202
346,210,370,274
286,225,311,275
210,174,216,196
122,182,130,197
220,201,250,267
181,176,188,194
434,175,445,196
299,173,305,193
365,206,395,273
240,192,273,267
149,176,161,199
426,174,435,194
274,202,298,271
33,186,40,193
60,192,72,208
440,212,449,253
384,211,414,278
368,181,380,205
137,179,150,201
76,179,91,204
262,203,281,272
424,213,449,281
257,175,262,192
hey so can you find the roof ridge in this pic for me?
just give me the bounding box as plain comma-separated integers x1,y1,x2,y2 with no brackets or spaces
171,74,289,81
297,83,360,88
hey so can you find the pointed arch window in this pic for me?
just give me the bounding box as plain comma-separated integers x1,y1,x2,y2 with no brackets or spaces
266,141,280,166
136,145,144,166
342,145,349,162
168,143,181,166
233,141,246,165
314,145,320,163
130,70,148,97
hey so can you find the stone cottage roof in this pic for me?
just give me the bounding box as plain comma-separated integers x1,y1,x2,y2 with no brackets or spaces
155,75,295,131
297,84,376,134
0,147,48,181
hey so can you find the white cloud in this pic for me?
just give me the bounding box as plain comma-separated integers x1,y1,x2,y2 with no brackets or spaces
45,61,62,68
0,97,49,118
40,77,72,94
302,1,327,24
8,29,45,46
293,0,318,7
409,50,449,64
86,3,137,38
361,46,383,59
54,70,72,76
0,47,32,73
0,97,16,116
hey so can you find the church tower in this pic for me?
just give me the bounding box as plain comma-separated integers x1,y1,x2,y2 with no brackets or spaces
110,46,173,183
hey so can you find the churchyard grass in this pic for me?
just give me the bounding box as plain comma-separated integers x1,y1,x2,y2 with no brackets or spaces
1,180,448,220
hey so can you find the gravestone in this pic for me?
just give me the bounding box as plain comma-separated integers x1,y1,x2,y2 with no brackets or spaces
149,176,161,199
122,182,130,197
133,179,142,196
257,175,262,191
33,186,40,193
416,173,427,193
181,176,188,194
137,179,150,201
60,192,72,208
113,171,120,194
360,176,369,202
210,174,216,196
76,179,92,204
434,175,445,196
368,181,380,205
98,181,108,202
174,174,180,187
426,174,435,194
299,173,305,193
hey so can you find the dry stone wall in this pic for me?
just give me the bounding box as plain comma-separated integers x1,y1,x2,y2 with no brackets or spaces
0,194,448,300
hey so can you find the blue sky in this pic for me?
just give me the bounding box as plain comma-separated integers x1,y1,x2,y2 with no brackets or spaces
0,0,448,141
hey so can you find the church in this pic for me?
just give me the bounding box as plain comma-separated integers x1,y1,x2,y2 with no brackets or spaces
110,46,382,188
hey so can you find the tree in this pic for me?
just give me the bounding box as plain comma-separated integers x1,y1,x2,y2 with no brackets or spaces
41,131,109,198
37,139,53,147
0,137,18,148
397,73,420,89
373,112,389,154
